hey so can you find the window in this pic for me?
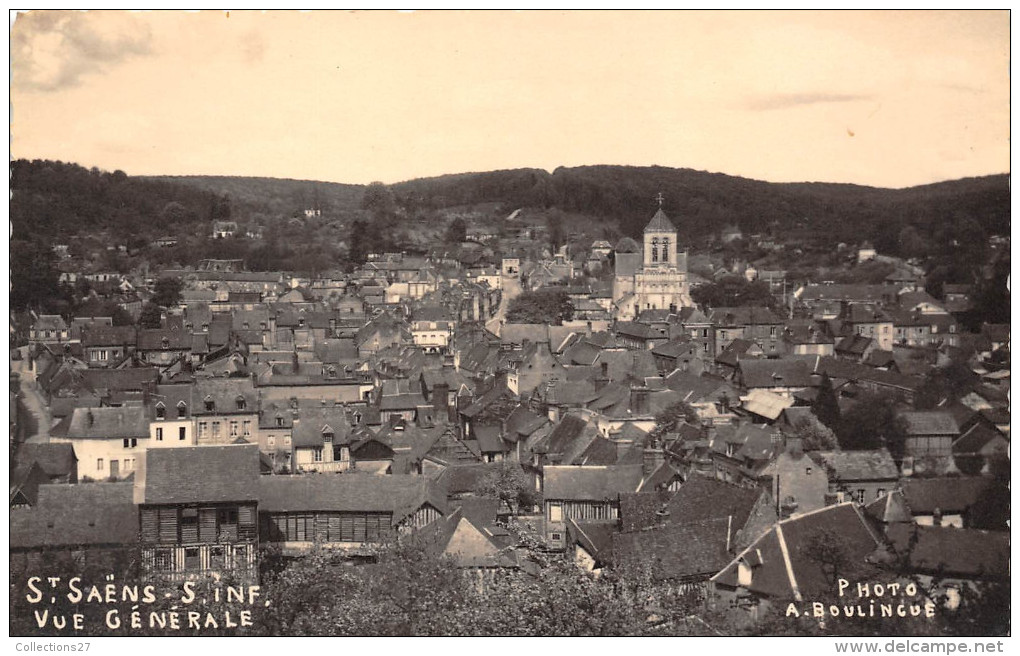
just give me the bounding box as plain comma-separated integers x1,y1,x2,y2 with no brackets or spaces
770,326,777,337
153,549,174,572
179,426,187,441
276,415,284,427
205,397,215,412
242,420,251,437
551,532,563,542
806,466,812,475
230,421,239,437
155,404,166,420
184,547,200,570
198,422,208,439
313,448,323,462
212,421,221,438
156,428,163,441
855,489,866,504
549,503,563,522
323,430,334,443
177,401,188,418
97,458,104,471
236,396,247,411
877,488,886,499
123,437,137,448
268,435,276,448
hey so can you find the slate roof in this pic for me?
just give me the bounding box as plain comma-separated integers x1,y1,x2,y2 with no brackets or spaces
613,517,732,581
142,444,261,505
14,443,77,479
543,465,644,501
886,524,1008,580
258,474,446,525
898,411,960,436
567,519,619,565
619,490,672,532
10,482,138,550
809,449,899,482
711,503,883,600
863,490,913,525
710,307,782,327
899,476,996,514
82,325,137,347
644,209,675,233
953,423,1007,454
291,406,353,448
664,474,766,531
65,405,149,439
738,359,813,389
192,378,258,415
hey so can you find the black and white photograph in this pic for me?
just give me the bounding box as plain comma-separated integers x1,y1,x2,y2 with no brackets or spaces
7,9,1011,645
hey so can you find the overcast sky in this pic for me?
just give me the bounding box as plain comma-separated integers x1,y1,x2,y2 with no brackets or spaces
10,10,1010,188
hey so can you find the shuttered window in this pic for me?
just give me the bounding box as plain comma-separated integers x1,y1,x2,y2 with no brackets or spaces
180,508,199,543
158,508,178,543
140,508,158,542
199,509,217,542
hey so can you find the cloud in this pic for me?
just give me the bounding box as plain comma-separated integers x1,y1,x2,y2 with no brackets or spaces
11,11,153,92
743,92,872,111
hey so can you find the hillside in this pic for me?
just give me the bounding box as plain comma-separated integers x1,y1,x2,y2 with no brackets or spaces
12,159,1009,262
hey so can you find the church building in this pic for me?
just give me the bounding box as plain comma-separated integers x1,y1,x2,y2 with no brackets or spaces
612,203,692,321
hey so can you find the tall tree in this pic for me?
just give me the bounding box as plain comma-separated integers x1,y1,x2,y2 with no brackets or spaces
812,372,841,430
151,277,184,308
505,290,573,324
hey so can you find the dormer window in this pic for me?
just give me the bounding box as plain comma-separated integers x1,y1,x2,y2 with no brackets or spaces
205,396,215,412
275,415,284,427
161,336,170,350
322,426,334,443
155,403,166,420
177,401,188,418
236,395,247,411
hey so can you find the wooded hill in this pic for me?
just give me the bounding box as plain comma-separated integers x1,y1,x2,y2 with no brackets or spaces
13,159,1009,258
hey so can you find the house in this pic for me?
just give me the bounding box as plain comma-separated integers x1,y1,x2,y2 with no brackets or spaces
211,221,238,239
51,405,149,481
897,410,959,463
885,524,1008,610
290,405,353,473
710,503,884,621
952,424,1008,474
857,241,877,263
735,359,813,397
420,506,518,572
192,378,259,445
149,384,196,447
809,449,899,506
30,315,69,345
835,303,894,351
13,443,78,483
898,476,998,528
651,339,706,376
136,444,260,582
709,307,784,359
11,482,138,571
257,474,446,554
542,464,644,549
80,325,135,367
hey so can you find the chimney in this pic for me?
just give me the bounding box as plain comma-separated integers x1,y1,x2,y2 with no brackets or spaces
780,496,799,520
932,507,942,527
643,445,664,476
630,387,650,416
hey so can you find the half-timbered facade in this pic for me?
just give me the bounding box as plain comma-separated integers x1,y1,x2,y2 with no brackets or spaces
136,444,261,582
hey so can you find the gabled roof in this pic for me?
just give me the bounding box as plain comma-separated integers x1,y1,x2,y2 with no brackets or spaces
711,503,883,600
741,389,795,421
14,443,77,478
65,405,149,439
543,464,644,501
738,359,813,389
898,411,960,436
664,474,767,532
863,490,913,525
613,517,732,581
142,444,261,505
809,449,899,482
886,524,1008,580
258,474,446,525
899,476,996,515
11,482,137,550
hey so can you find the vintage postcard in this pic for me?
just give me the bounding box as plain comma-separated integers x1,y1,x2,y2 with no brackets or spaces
7,9,1011,646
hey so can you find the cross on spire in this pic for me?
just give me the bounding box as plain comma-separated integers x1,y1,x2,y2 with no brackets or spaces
655,192,665,207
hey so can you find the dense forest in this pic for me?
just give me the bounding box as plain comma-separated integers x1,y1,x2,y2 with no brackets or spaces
15,159,1009,253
